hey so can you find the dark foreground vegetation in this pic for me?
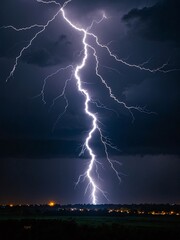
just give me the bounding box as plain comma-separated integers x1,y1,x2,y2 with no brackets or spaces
0,216,179,240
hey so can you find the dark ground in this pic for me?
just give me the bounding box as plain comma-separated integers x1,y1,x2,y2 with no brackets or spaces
0,215,179,240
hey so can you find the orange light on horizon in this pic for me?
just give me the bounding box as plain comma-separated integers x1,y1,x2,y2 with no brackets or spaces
48,201,55,207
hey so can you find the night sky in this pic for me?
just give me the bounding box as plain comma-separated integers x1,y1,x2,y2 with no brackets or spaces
0,0,180,205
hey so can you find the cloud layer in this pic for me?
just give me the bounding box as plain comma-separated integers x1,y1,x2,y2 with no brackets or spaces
122,0,180,43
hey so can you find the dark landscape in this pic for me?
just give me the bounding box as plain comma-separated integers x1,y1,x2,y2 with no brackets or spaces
0,204,179,240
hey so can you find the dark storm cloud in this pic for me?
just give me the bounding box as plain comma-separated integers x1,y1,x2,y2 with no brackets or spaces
0,139,78,159
0,33,72,67
0,0,179,157
59,0,157,19
0,1,77,68
68,0,154,10
122,0,180,43
22,35,72,67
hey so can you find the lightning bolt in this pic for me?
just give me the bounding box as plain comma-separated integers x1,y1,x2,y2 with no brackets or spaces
1,0,178,204
3,3,62,82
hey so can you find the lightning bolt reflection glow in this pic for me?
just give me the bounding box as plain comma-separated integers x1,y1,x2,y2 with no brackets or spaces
1,0,177,204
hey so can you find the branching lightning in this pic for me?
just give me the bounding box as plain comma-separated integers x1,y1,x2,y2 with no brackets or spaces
1,0,177,204
4,4,62,82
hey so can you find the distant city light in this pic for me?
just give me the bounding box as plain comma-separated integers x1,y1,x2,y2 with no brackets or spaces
48,201,55,207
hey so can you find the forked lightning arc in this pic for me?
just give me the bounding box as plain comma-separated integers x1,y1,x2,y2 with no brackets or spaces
1,0,174,204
